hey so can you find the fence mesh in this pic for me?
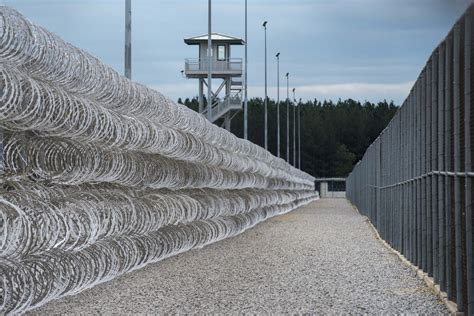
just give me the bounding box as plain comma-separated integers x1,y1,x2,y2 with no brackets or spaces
347,5,474,313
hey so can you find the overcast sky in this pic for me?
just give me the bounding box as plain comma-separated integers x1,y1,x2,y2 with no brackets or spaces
4,0,471,104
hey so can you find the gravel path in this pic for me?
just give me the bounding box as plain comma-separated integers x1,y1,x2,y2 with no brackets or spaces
29,199,448,314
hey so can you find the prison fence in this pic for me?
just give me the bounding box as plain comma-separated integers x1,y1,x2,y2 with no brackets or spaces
346,5,474,314
0,7,318,314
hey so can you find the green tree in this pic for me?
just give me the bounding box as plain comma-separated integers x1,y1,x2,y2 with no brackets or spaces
180,97,398,178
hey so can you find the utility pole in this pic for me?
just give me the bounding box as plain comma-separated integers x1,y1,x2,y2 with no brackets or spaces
286,72,290,163
292,88,296,166
276,52,280,158
125,0,132,79
263,21,268,150
207,0,212,123
244,0,248,140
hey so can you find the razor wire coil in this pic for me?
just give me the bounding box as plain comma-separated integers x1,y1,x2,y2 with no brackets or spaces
0,6,318,314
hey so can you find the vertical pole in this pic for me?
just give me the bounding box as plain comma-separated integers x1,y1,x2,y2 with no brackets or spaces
263,22,268,150
464,10,473,314
298,97,301,169
207,0,213,123
427,61,433,276
293,88,296,166
404,105,409,257
125,0,132,80
438,42,446,292
276,53,280,157
244,0,248,140
432,50,439,284
445,33,454,301
421,69,427,273
224,113,231,131
453,24,464,311
412,89,416,264
417,78,422,268
199,79,204,113
286,73,290,163
375,136,382,231
404,100,410,261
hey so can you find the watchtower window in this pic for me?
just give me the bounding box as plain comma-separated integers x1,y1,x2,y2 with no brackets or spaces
217,45,226,61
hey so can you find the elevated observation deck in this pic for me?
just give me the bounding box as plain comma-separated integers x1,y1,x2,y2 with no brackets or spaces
184,58,243,78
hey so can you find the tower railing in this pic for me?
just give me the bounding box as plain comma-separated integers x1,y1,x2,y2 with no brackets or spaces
346,5,474,313
185,58,243,74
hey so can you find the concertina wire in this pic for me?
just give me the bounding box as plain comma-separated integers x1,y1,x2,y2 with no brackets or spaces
0,6,318,314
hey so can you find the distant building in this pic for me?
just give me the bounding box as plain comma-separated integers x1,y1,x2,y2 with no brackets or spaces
315,178,346,199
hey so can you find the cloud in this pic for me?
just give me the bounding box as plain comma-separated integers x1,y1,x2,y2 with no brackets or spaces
243,81,414,104
297,81,414,96
148,82,197,99
14,0,464,106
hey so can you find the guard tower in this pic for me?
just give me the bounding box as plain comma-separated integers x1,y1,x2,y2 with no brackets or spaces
184,33,244,130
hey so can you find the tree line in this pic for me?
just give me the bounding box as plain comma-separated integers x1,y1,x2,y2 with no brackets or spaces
178,97,398,178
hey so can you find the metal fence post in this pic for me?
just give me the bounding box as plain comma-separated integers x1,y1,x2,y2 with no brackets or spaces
453,23,464,311
445,32,454,301
464,9,473,314
438,42,446,292
431,50,439,283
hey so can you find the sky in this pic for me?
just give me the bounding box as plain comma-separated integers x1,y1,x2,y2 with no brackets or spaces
3,0,472,104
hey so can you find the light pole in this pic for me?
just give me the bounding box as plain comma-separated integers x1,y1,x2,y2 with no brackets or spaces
207,0,212,123
286,72,290,163
293,90,301,170
263,21,268,150
298,97,301,169
244,0,248,140
276,52,280,158
292,88,296,167
125,0,131,79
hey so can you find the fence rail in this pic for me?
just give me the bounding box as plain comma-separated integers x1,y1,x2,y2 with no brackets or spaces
346,5,474,314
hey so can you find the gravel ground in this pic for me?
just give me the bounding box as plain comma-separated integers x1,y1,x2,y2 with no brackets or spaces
29,199,448,314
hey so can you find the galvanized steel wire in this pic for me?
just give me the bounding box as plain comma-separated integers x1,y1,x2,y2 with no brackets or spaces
0,6,317,314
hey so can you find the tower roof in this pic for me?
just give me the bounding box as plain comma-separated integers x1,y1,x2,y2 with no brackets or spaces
184,32,245,45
